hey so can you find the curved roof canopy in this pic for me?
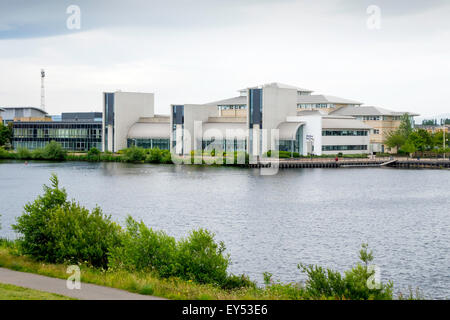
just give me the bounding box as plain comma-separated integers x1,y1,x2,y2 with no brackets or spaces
200,122,247,140
127,122,170,139
277,122,305,140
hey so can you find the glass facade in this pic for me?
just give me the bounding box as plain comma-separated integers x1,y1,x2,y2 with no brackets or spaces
202,139,247,153
172,105,184,153
322,130,368,136
322,145,368,151
279,126,303,154
127,138,170,150
12,122,102,151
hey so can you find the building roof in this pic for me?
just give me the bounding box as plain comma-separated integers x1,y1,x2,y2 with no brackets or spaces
1,106,48,115
322,118,372,130
204,96,247,106
127,122,170,139
297,95,362,105
200,122,247,140
277,122,305,140
330,106,419,117
239,82,313,93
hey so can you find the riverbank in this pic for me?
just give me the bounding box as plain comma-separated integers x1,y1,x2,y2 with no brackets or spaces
2,146,449,169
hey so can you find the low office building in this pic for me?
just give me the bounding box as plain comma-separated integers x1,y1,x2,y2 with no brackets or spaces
12,111,102,151
0,108,5,123
329,106,419,153
1,106,50,124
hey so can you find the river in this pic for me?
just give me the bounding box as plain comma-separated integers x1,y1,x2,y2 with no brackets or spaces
0,160,449,299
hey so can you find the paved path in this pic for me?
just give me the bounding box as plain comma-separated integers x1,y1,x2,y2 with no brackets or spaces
0,268,165,300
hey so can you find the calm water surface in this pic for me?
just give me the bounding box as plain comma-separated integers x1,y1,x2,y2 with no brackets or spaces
0,160,449,299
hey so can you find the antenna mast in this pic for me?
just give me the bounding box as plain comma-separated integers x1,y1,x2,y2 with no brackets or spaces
40,69,45,111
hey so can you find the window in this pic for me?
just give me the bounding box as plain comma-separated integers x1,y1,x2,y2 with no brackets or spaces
322,130,368,136
373,129,380,134
322,145,368,151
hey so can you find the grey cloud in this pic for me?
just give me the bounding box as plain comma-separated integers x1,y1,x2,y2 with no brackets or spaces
0,0,292,39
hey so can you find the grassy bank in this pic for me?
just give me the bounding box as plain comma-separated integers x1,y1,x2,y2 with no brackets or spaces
1,144,381,166
0,245,296,300
0,282,74,300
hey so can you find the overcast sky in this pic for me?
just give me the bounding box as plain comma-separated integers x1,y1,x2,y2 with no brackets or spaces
0,0,449,117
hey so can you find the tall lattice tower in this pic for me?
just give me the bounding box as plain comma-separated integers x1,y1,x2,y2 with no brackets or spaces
40,69,45,111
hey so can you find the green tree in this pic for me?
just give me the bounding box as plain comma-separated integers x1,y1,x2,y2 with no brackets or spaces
398,113,413,138
399,140,416,156
0,123,12,147
384,131,406,151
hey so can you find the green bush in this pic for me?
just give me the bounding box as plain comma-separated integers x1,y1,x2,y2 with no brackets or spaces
88,147,101,157
266,150,300,158
298,244,393,300
16,148,32,159
0,147,13,159
12,174,120,268
177,229,229,286
123,147,146,162
108,216,178,277
31,148,45,160
42,141,67,160
146,148,162,163
109,216,236,288
160,149,172,164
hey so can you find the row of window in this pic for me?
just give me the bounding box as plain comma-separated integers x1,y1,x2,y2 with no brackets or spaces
298,104,335,109
13,128,101,139
322,130,368,136
12,140,102,151
322,145,368,151
127,139,170,150
202,139,247,152
218,105,246,110
356,116,403,121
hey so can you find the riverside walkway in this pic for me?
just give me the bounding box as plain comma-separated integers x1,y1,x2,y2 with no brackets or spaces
250,157,450,169
0,268,165,300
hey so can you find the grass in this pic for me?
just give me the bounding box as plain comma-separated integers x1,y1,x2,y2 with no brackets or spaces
0,246,303,300
0,283,74,300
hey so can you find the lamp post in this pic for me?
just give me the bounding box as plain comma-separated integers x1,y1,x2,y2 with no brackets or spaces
444,123,447,160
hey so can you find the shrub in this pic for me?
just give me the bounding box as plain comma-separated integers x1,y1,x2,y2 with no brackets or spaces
123,147,146,162
16,148,32,160
177,229,229,286
12,174,120,268
109,217,236,288
108,216,178,277
42,141,66,160
31,148,45,160
266,150,300,158
88,147,101,157
160,150,172,164
0,147,12,159
298,244,393,300
146,148,162,163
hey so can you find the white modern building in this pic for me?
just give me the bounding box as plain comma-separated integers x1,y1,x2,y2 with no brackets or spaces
170,83,371,157
102,91,170,152
102,82,419,156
